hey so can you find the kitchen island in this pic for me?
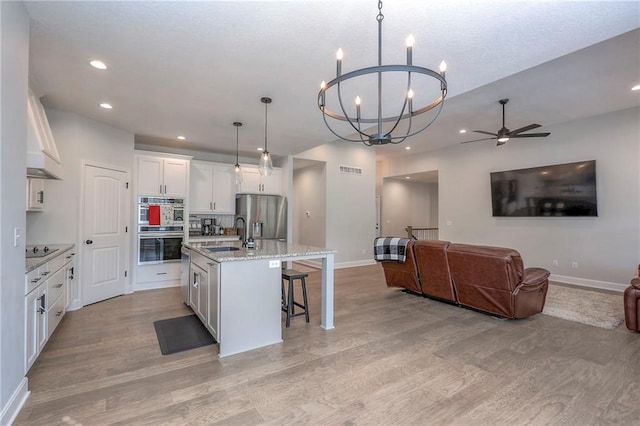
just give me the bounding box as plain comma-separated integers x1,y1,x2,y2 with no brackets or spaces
183,240,335,357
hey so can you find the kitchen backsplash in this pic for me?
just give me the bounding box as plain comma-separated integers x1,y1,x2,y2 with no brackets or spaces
189,214,235,234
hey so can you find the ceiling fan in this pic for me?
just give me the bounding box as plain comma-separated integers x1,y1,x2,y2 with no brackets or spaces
461,99,550,146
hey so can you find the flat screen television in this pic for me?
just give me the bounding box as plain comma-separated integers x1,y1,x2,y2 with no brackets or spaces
490,160,597,217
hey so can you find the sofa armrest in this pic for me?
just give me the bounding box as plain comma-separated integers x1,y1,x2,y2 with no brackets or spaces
631,277,640,289
521,267,550,287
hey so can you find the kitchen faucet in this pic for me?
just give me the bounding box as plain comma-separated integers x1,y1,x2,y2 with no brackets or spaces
234,216,247,247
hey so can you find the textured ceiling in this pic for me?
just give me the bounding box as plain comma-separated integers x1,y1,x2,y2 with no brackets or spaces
25,1,640,161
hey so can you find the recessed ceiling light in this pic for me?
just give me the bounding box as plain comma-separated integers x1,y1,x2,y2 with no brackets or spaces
177,136,186,140
405,176,411,179
632,84,640,91
89,60,107,70
99,103,112,109
405,146,411,150
459,129,467,134
257,147,264,151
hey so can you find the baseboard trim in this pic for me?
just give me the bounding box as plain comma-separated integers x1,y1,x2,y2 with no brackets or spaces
550,274,627,293
68,299,82,311
335,259,377,269
133,280,180,292
1,377,29,426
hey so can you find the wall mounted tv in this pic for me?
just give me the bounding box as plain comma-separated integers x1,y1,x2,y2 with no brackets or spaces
490,160,597,217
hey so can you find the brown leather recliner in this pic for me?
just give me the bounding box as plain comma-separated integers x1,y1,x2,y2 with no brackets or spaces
413,240,456,303
379,240,422,294
624,278,640,331
446,244,550,319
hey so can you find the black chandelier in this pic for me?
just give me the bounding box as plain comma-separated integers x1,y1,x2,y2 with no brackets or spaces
318,1,447,146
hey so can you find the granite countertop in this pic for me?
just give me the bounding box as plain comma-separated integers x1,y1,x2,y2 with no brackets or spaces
26,244,75,273
184,239,335,263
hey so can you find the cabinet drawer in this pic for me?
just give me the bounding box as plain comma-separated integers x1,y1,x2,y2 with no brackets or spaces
46,268,65,307
136,263,181,283
47,293,65,339
47,254,66,275
25,268,42,295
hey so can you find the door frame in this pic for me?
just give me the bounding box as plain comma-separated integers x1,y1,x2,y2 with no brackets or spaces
76,161,131,309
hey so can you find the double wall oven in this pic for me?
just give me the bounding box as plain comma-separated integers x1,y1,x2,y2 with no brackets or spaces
137,196,185,265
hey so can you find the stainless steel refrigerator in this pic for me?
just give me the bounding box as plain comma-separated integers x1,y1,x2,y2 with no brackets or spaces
235,194,287,240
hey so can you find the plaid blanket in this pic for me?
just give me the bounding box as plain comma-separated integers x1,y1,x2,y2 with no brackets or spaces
374,237,411,263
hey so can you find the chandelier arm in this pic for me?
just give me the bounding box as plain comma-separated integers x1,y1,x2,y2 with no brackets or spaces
335,82,371,139
385,71,412,137
386,98,445,141
321,109,374,143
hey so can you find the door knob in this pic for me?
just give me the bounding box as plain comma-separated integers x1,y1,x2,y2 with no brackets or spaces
85,239,93,245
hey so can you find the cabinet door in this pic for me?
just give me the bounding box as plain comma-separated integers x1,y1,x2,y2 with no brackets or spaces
192,262,208,323
25,288,40,372
189,262,199,313
207,262,219,341
239,166,261,193
26,178,46,211
163,159,189,197
137,157,164,196
212,165,235,213
190,162,214,213
37,286,48,353
64,252,76,309
262,168,282,195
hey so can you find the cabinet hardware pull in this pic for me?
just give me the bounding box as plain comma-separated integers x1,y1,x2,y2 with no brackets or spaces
156,272,167,275
66,255,72,259
164,185,167,194
31,278,41,283
160,184,163,194
210,202,213,210
213,202,216,210
41,271,50,276
85,239,93,245
56,311,63,316
38,307,46,314
55,283,63,288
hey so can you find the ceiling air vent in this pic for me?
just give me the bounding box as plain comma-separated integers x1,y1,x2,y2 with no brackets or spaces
339,165,363,175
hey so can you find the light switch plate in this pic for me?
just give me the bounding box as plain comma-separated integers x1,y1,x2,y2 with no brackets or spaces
269,260,281,268
14,227,20,247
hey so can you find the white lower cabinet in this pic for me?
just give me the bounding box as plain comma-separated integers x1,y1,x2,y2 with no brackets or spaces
24,248,73,373
207,262,219,341
25,285,46,371
192,261,208,324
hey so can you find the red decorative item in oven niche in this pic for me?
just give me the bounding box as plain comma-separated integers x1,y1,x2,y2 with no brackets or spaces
148,205,160,225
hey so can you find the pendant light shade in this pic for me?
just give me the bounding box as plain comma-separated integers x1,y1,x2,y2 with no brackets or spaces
258,97,274,176
233,122,243,185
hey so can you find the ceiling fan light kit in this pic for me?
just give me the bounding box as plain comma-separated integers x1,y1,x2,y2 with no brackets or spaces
461,99,551,146
317,0,447,146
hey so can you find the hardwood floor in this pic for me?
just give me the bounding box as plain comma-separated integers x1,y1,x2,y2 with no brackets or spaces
15,264,640,425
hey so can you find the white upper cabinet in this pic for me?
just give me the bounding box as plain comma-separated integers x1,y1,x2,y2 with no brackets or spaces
237,165,281,195
189,161,236,214
136,154,190,197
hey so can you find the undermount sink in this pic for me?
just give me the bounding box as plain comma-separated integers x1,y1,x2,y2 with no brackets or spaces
204,246,241,253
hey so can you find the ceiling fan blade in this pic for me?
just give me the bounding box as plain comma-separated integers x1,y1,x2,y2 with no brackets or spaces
508,124,541,135
461,137,496,144
509,132,551,138
473,130,498,136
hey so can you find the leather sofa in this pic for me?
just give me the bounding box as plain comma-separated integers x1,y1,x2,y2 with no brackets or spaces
624,277,640,331
379,240,550,319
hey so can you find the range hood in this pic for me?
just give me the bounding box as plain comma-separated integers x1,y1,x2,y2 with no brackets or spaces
27,89,63,180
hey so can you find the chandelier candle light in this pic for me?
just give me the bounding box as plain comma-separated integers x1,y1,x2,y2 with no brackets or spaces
258,97,274,176
318,1,447,146
233,122,243,184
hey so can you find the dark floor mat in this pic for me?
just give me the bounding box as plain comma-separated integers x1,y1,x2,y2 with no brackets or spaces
153,314,216,355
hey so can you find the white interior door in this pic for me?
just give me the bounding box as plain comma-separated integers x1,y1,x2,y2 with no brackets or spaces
82,165,129,305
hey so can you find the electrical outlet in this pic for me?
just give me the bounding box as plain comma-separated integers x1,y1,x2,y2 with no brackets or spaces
13,227,20,247
552,259,559,267
446,220,453,226
571,261,578,269
269,260,281,268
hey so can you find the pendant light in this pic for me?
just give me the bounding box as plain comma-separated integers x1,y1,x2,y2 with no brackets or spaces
233,122,243,184
258,97,273,176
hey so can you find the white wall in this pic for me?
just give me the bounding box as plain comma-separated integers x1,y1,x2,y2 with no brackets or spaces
26,109,135,244
295,142,376,266
0,2,30,422
293,162,326,247
382,107,640,287
381,178,438,237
